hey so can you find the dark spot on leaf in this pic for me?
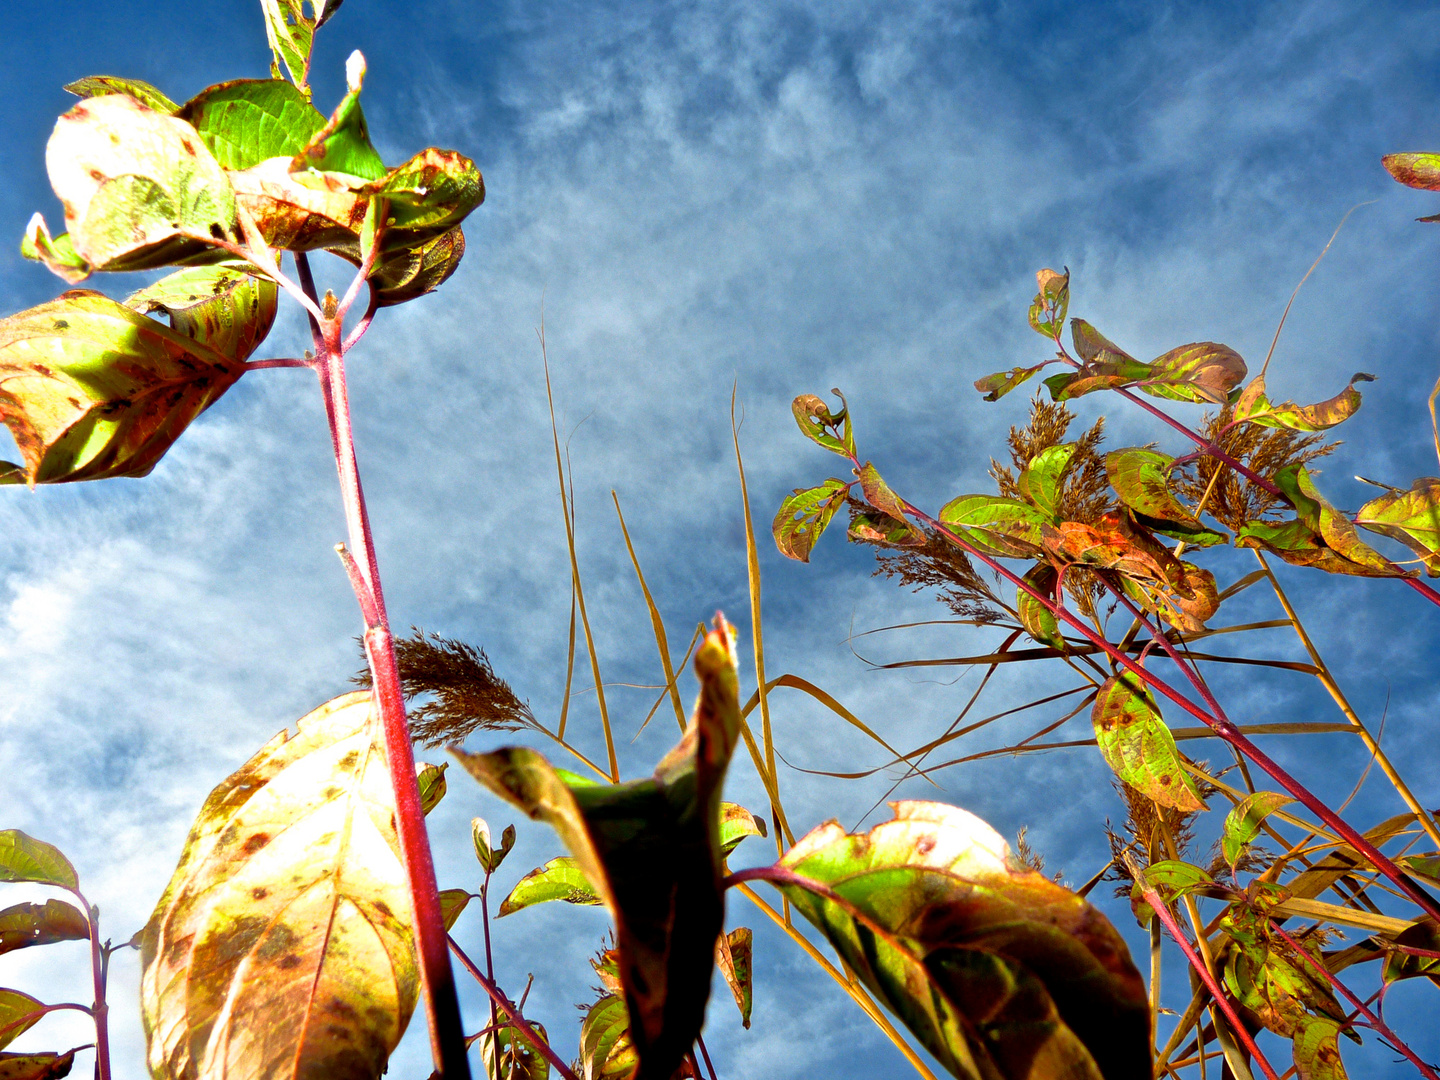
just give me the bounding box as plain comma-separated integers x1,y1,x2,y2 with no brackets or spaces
89,169,105,182
243,832,271,854
51,320,67,330
277,953,302,970
374,900,392,918
251,886,268,900
916,835,936,855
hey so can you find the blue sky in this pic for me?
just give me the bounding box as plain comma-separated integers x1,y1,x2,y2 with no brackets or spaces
4,0,1440,1076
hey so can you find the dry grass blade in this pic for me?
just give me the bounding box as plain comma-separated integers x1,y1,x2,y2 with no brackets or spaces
613,491,687,732
633,624,704,742
355,628,534,748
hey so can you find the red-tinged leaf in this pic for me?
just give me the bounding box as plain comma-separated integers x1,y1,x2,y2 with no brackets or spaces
1233,372,1374,432
0,292,245,485
139,692,418,1080
437,889,474,931
1274,465,1404,576
454,618,743,1080
0,990,45,1052
1293,1017,1349,1080
19,215,90,284
0,900,89,956
1233,519,1393,576
472,818,516,874
124,264,278,362
857,461,908,520
1129,861,1215,926
715,927,753,1028
937,494,1047,557
1129,560,1220,635
1105,448,1227,547
1070,319,1139,368
579,994,639,1080
1383,152,1440,191
772,478,848,562
718,803,766,858
478,1023,550,1080
1047,322,1155,400
1222,792,1295,869
1356,477,1440,576
260,0,344,94
1027,267,1069,338
1041,512,1185,591
0,1049,78,1080
1093,674,1205,812
228,155,367,251
791,390,855,458
0,833,78,890
44,94,238,272
359,147,484,236
974,363,1047,401
1016,562,1064,650
777,801,1151,1080
64,75,179,114
365,226,466,307
1017,443,1075,521
1140,342,1247,404
848,509,924,547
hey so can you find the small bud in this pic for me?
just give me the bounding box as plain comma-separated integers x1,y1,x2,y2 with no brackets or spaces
346,50,367,94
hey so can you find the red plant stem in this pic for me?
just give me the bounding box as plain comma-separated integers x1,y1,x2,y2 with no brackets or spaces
245,357,315,370
448,936,580,1080
303,266,469,1078
83,898,110,1080
1138,881,1281,1080
894,493,1440,925
1267,921,1440,1080
481,871,497,1038
696,1034,719,1080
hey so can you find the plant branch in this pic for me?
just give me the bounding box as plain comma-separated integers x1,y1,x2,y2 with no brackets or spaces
245,357,315,370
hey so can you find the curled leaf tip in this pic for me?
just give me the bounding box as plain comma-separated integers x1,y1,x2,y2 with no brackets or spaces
346,50,367,92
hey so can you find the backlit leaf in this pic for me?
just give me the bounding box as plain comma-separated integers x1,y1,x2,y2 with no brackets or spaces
1293,1017,1348,1080
1274,464,1402,576
1040,513,1185,594
0,832,77,889
791,390,855,458
498,857,602,916
138,692,418,1080
0,292,245,485
1222,793,1294,870
64,76,178,114
361,147,484,236
125,264,278,362
848,508,924,547
1233,372,1374,432
1105,447,1227,546
0,901,89,956
772,478,848,562
1016,562,1064,650
1092,674,1205,812
0,990,44,1052
1383,152,1440,191
1382,918,1440,988
19,215,89,284
718,803,766,859
715,927,753,1028
472,818,516,874
1356,477,1440,576
937,494,1047,558
229,156,367,251
777,801,1151,1080
1234,519,1398,577
975,364,1046,401
290,52,385,183
1140,342,1247,404
0,1049,77,1080
479,1023,550,1080
260,0,344,93
416,761,447,815
1017,443,1075,521
177,79,326,170
1129,862,1215,926
44,94,238,272
1047,319,1154,400
437,889,473,931
455,617,743,1080
579,995,638,1080
1027,267,1069,338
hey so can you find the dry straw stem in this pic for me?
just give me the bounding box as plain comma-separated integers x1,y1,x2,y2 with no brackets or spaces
613,491,688,731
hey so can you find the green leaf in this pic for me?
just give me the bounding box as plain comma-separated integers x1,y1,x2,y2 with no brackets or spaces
1356,477,1440,576
715,927,753,1028
1105,448,1227,547
19,215,90,284
1017,443,1075,521
290,52,386,183
0,292,246,485
1129,861,1215,926
0,463,21,486
777,801,1151,1080
772,478,848,562
0,1049,78,1080
259,0,344,93
0,901,89,957
64,76,179,114
176,79,327,171
139,692,418,1080
454,618,743,1080
937,494,1047,558
1382,917,1440,988
416,761,447,815
0,990,45,1052
438,889,474,931
1027,267,1069,338
0,832,78,890
791,390,855,458
472,818,516,874
718,803,766,859
974,364,1047,402
1383,152,1440,191
479,1023,550,1080
579,995,638,1080
1016,562,1064,651
1233,372,1374,432
362,147,485,235
368,226,466,307
1234,519,1394,577
1273,465,1403,576
125,264,278,362
1140,342,1247,404
1047,319,1154,400
1092,673,1206,812
1222,793,1294,870
1292,1017,1349,1080
45,94,238,273
497,857,602,916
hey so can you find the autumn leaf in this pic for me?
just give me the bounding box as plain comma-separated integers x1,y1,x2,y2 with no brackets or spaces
139,692,418,1080
1233,372,1374,432
715,928,753,1028
1092,673,1205,812
0,832,78,889
0,1049,79,1080
124,264,278,362
1356,477,1440,576
1104,447,1227,547
0,901,89,957
772,478,849,562
791,391,856,458
1222,792,1294,870
0,990,45,1052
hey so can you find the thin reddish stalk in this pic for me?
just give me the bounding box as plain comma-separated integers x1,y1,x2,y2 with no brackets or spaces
1137,880,1281,1080
1267,921,1440,1080
84,899,110,1080
895,494,1440,924
448,936,580,1080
